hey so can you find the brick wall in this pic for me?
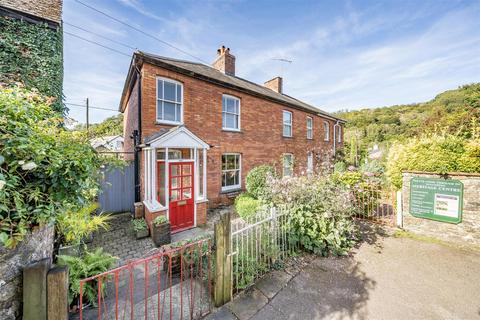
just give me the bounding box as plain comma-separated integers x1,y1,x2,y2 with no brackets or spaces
0,0,62,23
123,80,139,162
127,62,344,208
402,171,480,247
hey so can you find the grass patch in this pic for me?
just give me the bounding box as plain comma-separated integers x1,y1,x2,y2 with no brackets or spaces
394,230,480,253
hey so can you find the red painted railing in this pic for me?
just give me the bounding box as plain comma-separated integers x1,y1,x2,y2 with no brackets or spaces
78,238,212,320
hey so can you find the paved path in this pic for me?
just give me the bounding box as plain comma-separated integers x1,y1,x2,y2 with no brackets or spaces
209,230,480,320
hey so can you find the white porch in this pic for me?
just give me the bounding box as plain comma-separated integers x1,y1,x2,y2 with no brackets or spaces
142,126,209,229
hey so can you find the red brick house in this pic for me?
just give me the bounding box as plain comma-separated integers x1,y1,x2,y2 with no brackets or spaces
120,46,345,233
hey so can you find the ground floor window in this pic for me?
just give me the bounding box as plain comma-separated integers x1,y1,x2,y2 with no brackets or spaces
307,152,313,173
283,153,293,177
222,153,241,191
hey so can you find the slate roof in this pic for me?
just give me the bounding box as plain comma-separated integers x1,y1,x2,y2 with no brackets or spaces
120,51,345,123
143,128,171,144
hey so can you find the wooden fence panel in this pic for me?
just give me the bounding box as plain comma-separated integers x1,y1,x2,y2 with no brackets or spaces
98,162,135,214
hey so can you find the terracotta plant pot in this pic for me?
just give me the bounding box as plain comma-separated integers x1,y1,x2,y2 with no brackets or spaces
151,222,171,247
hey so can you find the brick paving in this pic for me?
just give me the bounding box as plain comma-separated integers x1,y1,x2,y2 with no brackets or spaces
88,206,234,266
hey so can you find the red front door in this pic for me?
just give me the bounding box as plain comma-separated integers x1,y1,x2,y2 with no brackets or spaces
169,162,194,232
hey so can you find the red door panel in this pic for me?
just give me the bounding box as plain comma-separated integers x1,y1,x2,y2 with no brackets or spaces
169,162,194,232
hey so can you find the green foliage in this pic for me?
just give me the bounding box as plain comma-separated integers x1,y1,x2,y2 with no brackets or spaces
153,215,168,226
245,165,277,199
0,86,101,248
337,83,480,164
264,175,357,256
132,218,148,231
56,203,110,245
333,161,347,173
0,16,63,113
57,248,117,305
332,171,363,187
72,114,124,137
234,193,261,219
386,132,480,189
233,253,268,289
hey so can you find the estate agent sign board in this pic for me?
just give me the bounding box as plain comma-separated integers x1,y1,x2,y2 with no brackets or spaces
409,177,463,224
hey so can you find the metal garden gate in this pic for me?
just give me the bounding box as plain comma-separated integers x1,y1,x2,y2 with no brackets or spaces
98,162,135,214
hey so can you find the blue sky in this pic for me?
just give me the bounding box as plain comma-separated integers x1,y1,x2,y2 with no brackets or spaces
63,0,480,125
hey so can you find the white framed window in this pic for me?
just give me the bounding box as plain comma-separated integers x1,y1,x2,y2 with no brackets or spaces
156,77,183,124
283,153,293,177
222,153,241,191
307,152,313,173
283,110,292,137
306,116,313,139
323,121,330,141
222,95,240,131
337,125,342,142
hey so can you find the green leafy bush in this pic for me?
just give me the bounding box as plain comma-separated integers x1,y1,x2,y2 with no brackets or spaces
56,203,110,245
386,132,480,189
263,174,357,256
0,16,63,113
245,165,276,199
57,248,117,305
132,218,148,231
153,215,168,226
234,193,261,219
0,86,101,248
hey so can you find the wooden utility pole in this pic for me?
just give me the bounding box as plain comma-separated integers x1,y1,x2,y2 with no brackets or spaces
86,98,90,134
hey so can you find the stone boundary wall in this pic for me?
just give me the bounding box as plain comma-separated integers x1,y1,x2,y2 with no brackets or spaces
0,225,54,320
402,171,480,247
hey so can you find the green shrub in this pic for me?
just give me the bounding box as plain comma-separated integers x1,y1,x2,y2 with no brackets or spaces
245,165,276,199
0,86,101,248
264,175,357,256
234,193,261,219
132,218,148,231
153,215,168,226
386,132,480,189
56,203,110,245
333,161,347,173
57,248,117,305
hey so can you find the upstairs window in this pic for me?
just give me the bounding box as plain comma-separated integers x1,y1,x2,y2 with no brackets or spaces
222,154,241,191
283,111,292,137
323,121,330,141
157,77,183,124
283,153,293,177
306,117,313,139
222,95,240,131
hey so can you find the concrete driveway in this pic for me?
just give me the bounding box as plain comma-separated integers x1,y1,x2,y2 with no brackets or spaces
211,226,480,320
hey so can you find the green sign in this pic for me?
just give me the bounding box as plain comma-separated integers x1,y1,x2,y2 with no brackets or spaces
409,177,463,224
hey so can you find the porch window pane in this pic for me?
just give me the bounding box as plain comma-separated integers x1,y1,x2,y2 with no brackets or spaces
182,164,191,175
158,162,166,206
183,188,192,199
171,189,179,201
171,177,179,189
171,165,179,176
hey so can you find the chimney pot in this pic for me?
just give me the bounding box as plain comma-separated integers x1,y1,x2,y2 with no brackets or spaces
212,45,235,76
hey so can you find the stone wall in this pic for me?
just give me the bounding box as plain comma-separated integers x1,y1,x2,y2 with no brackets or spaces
0,225,54,319
402,171,480,247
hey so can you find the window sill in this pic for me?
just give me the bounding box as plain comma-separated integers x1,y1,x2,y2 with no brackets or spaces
222,128,242,133
282,135,293,139
220,187,242,194
155,120,183,126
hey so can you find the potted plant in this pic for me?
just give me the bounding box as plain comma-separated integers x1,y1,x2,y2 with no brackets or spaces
151,215,171,247
132,218,149,239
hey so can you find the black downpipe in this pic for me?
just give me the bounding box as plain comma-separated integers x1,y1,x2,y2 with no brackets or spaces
134,66,142,202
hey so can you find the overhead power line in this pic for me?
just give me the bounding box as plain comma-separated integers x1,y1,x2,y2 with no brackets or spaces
64,31,131,57
65,102,119,112
73,0,209,65
64,21,137,50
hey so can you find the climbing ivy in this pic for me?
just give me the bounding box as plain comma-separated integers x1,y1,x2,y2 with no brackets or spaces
0,16,64,113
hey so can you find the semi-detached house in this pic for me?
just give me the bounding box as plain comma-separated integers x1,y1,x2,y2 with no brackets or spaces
120,46,345,233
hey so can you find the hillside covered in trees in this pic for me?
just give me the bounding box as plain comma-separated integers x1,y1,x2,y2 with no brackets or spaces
335,83,480,163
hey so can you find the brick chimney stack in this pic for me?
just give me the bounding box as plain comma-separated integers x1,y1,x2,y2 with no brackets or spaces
212,46,235,76
264,77,283,94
